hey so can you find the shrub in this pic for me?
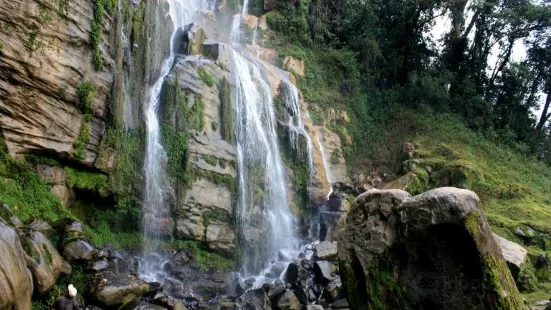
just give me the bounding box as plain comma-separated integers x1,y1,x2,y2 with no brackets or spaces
76,81,96,120
198,68,214,87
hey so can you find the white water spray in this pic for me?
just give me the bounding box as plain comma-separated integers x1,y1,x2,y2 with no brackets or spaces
141,0,207,281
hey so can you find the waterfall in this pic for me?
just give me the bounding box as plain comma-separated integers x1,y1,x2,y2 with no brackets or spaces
141,0,207,281
232,51,298,276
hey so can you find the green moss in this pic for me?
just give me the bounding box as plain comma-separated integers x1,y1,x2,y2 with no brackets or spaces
172,239,235,271
404,168,430,196
73,123,90,160
203,155,218,166
219,78,234,143
161,124,190,183
76,81,97,121
518,263,538,292
464,211,525,309
64,167,109,197
191,165,236,191
188,96,205,131
21,238,40,262
277,125,310,215
91,0,105,70
211,122,218,131
42,244,53,264
198,68,214,87
203,208,232,226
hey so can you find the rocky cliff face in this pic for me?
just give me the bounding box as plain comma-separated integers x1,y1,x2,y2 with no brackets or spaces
0,0,114,165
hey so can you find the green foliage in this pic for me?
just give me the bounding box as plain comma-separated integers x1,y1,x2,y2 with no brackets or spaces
73,123,90,160
90,0,117,70
248,0,263,16
277,126,310,214
191,165,236,191
198,68,214,87
203,208,232,226
64,167,109,197
76,81,97,121
172,239,235,271
0,136,70,223
219,78,234,143
161,124,190,183
518,263,539,292
43,244,53,264
188,96,205,131
308,109,324,125
211,122,218,131
265,0,310,44
203,155,218,166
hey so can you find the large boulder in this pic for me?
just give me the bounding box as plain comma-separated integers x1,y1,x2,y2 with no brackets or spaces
0,219,33,310
89,271,150,307
338,188,524,310
20,228,71,293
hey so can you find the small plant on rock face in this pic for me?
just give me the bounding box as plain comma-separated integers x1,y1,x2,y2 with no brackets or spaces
198,68,214,87
77,81,96,121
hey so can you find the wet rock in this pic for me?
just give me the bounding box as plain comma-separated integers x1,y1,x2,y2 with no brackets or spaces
277,289,301,310
21,228,70,293
314,241,338,260
323,276,343,303
90,271,150,307
265,262,287,278
300,259,314,271
330,299,349,309
313,261,336,285
90,258,109,272
236,288,272,310
282,263,299,284
306,306,324,310
338,188,524,310
63,239,96,261
535,300,550,306
263,282,285,301
0,218,33,309
172,250,191,266
131,301,168,310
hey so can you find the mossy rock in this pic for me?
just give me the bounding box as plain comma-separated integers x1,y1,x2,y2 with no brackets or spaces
338,188,524,310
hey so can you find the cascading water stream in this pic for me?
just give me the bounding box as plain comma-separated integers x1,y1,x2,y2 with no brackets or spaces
232,50,298,277
141,0,207,281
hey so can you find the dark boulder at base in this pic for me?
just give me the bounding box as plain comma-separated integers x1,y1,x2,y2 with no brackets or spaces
338,188,524,310
63,239,97,261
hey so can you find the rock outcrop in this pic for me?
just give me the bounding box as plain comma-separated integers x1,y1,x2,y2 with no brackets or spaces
0,0,113,165
89,271,150,307
0,218,33,310
339,187,524,310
